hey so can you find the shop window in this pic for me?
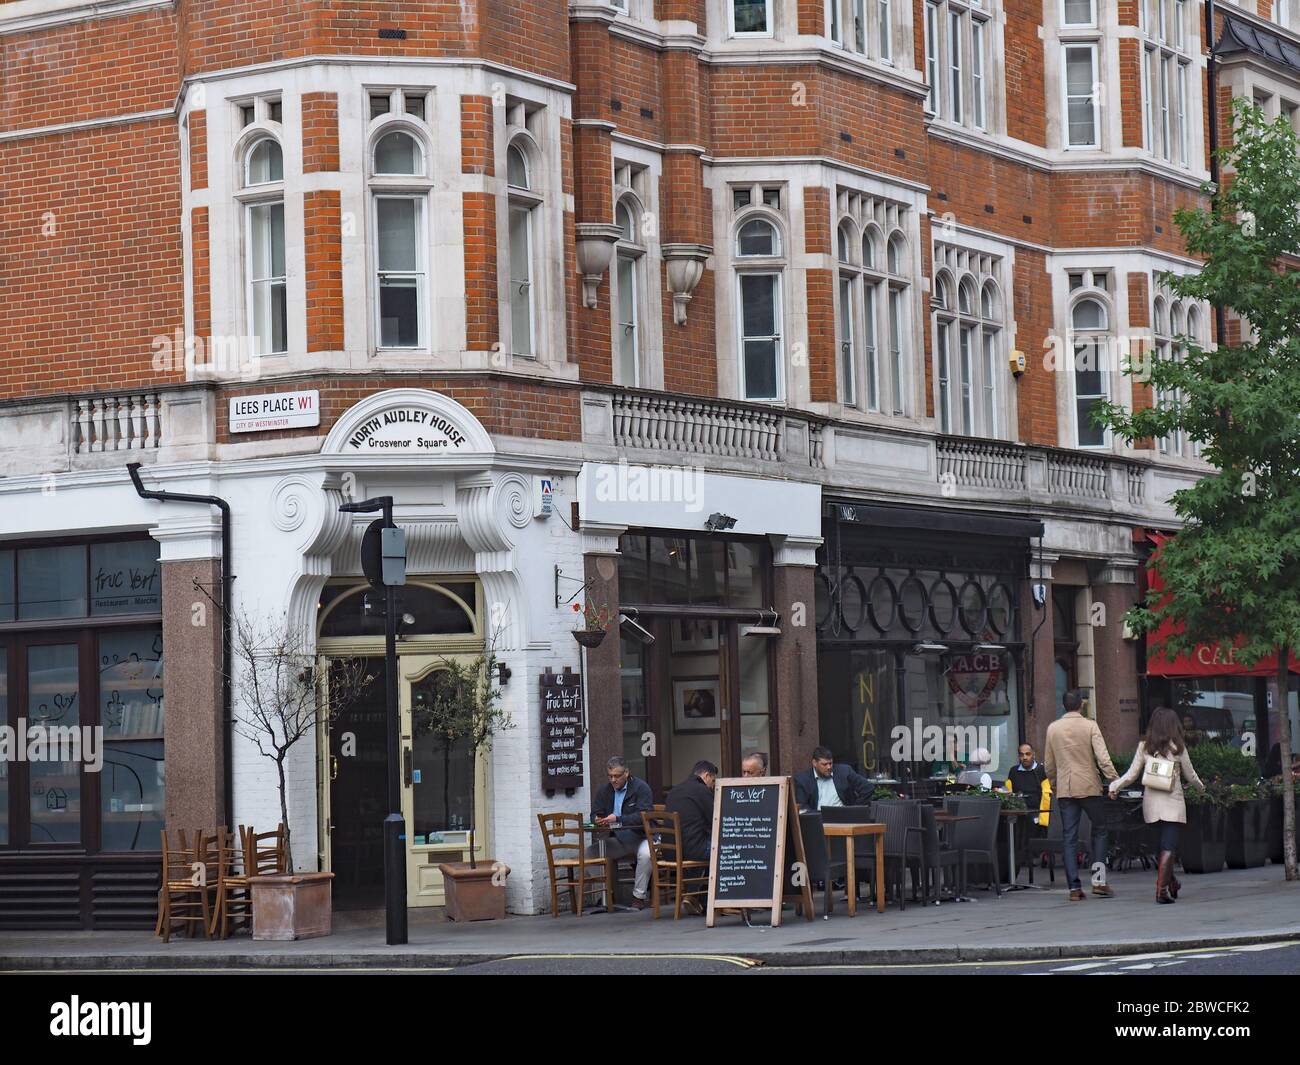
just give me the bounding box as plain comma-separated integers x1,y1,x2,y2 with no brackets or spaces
18,545,87,620
90,540,161,616
0,550,13,622
0,655,6,845
620,634,649,783
100,628,164,851
618,534,771,609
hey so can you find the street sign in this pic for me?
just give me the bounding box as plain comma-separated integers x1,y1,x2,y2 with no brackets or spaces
382,527,406,586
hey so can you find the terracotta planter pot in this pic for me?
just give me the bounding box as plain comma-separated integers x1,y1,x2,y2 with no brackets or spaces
249,872,335,941
438,861,510,921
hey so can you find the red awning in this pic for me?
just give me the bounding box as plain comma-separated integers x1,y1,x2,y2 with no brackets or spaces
1144,532,1299,678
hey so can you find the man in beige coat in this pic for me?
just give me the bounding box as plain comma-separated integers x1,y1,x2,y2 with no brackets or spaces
1044,690,1119,900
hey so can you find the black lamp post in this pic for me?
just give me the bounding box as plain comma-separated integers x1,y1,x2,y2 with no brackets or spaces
339,495,407,945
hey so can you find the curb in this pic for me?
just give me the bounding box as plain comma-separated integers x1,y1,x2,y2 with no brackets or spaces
5,929,1299,970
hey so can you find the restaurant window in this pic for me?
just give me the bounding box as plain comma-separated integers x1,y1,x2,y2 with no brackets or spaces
0,538,163,853
1169,677,1257,751
618,534,770,609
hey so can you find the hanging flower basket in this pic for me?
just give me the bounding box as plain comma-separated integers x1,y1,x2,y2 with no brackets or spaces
573,628,607,649
571,600,613,649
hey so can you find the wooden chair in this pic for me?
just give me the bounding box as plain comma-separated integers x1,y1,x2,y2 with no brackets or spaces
245,823,288,877
536,813,614,916
641,811,711,919
209,826,253,939
156,828,212,943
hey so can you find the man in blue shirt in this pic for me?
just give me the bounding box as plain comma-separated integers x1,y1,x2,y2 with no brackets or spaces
591,756,655,909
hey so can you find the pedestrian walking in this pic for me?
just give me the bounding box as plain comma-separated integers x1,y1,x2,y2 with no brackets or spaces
1108,707,1205,904
1044,689,1120,900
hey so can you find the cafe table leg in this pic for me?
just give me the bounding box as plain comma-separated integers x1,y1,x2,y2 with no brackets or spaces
1007,817,1016,889
875,833,886,914
845,837,857,917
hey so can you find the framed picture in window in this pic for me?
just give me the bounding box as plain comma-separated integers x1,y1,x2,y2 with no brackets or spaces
673,677,720,733
670,617,719,654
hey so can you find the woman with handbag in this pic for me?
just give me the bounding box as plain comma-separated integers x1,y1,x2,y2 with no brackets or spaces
1108,707,1205,904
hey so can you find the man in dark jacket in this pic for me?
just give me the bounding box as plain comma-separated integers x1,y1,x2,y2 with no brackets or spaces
591,756,655,908
663,760,718,864
793,746,872,811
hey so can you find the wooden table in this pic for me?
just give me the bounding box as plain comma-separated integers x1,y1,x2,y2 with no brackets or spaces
821,822,886,915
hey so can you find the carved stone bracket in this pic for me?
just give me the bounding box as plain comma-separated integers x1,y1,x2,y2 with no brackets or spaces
575,222,623,308
662,243,711,324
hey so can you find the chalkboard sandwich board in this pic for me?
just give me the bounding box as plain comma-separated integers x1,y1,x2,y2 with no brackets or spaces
705,776,813,927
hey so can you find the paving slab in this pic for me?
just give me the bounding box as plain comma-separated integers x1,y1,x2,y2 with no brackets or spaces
3,864,1298,970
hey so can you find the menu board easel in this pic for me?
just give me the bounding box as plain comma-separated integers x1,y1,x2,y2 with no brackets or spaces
705,776,813,927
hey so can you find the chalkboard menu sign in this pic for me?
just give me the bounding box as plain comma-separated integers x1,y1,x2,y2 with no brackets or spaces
706,777,812,927
540,668,584,793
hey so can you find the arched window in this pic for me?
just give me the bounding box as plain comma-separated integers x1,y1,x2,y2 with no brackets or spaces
980,281,1003,436
837,221,859,406
242,137,286,355
374,130,423,176
244,137,283,186
506,139,541,357
614,196,645,386
370,124,431,349
1070,294,1112,447
733,212,784,400
861,226,884,410
885,232,910,414
934,271,956,432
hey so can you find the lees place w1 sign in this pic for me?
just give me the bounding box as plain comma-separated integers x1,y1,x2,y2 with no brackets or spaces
230,390,320,434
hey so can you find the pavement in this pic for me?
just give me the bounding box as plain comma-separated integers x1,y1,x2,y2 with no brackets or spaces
3,864,1298,971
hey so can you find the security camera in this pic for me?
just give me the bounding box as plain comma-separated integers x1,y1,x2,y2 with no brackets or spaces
705,512,737,533
619,613,656,645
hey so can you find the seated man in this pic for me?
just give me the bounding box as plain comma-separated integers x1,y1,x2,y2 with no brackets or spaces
663,760,718,865
1005,743,1051,827
740,750,769,777
590,756,654,910
792,746,872,811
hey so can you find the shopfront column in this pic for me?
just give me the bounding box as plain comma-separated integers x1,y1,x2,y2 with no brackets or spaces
1090,559,1142,753
160,555,225,833
582,528,624,779
771,536,822,775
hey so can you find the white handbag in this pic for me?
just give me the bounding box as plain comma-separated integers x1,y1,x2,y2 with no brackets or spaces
1142,754,1177,792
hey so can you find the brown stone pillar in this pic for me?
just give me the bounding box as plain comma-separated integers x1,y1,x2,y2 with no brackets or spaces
771,539,822,775
1091,560,1143,755
583,546,622,781
162,558,225,831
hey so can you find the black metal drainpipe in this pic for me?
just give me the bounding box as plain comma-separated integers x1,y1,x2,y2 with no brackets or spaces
128,462,234,830
1206,0,1227,344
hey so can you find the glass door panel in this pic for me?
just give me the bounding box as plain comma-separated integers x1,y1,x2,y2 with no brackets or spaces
27,643,81,844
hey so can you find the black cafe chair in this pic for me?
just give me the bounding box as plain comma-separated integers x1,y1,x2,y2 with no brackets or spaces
946,796,1002,896
873,800,924,911
795,812,849,918
916,803,962,903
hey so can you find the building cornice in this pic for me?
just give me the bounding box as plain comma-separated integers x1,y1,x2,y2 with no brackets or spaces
0,107,173,142
0,0,170,36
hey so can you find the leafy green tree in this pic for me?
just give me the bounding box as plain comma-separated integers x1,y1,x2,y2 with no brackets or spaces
1097,98,1299,881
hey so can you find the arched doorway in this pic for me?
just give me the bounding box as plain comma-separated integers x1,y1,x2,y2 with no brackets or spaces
316,579,485,909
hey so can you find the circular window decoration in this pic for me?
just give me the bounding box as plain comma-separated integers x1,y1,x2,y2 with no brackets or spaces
928,576,957,633
987,582,1015,637
840,571,868,632
866,573,898,635
898,575,928,634
958,579,988,636
814,570,834,629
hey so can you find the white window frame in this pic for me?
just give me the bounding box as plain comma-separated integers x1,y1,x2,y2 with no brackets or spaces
613,196,646,387
1060,0,1094,27
729,0,773,38
245,200,287,357
1062,43,1100,149
505,138,542,359
1141,0,1193,168
238,132,287,357
732,205,786,402
925,2,941,114
1067,285,1113,449
371,193,428,351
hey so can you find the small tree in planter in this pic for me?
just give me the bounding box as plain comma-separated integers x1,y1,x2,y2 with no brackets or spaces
224,605,375,863
411,652,515,920
1095,98,1299,882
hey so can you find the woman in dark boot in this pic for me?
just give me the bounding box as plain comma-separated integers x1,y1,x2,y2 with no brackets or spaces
1109,708,1205,903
